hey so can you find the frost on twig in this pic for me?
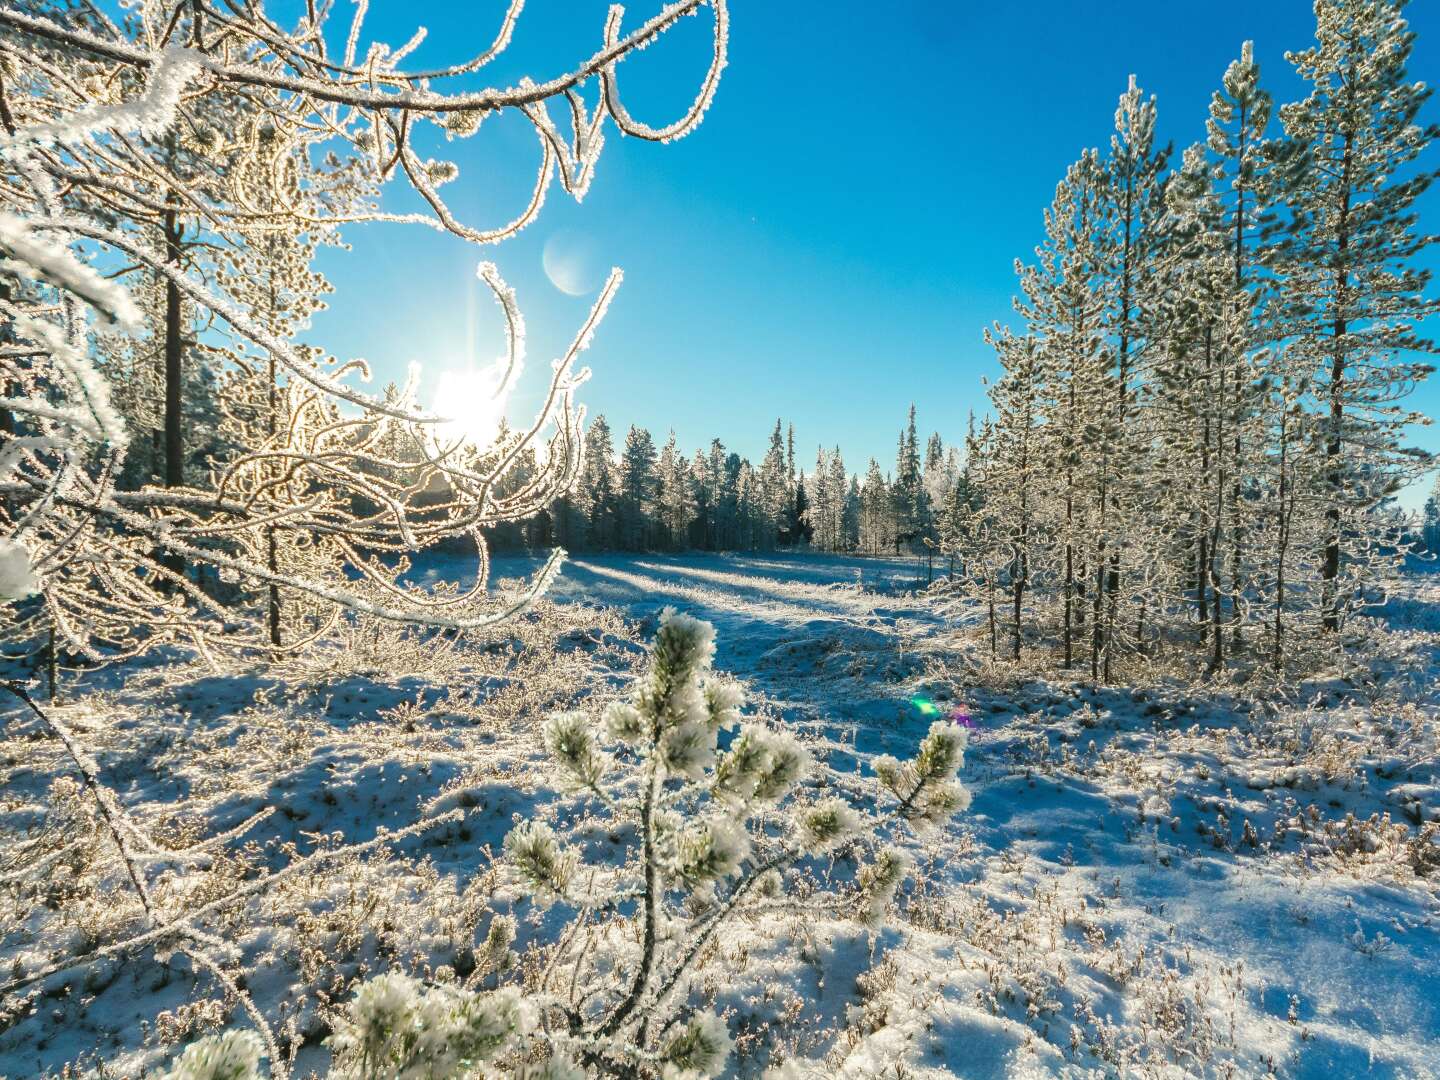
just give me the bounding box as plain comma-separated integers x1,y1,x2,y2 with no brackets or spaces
0,0,727,662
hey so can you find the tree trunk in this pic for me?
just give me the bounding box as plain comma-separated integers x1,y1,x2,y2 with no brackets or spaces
162,204,184,488
1322,130,1354,633
1273,410,1292,672
266,331,282,647
46,627,58,702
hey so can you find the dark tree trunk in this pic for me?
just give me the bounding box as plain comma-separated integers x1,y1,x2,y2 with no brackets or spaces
162,204,184,488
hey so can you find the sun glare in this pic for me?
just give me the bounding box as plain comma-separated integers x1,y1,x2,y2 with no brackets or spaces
431,363,512,452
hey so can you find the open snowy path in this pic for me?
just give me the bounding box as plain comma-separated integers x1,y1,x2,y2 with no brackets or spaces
473,551,956,755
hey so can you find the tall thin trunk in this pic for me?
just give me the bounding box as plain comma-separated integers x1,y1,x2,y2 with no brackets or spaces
1229,106,1250,654
987,575,998,663
265,273,282,648
162,203,184,489
1063,508,1074,669
159,200,186,585
1011,544,1025,662
1322,128,1353,633
1273,408,1292,672
1208,330,1226,674
1103,160,1137,684
1198,329,1214,629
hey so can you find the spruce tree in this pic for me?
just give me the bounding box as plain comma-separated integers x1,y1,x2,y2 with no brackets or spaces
580,416,619,550
619,426,658,551
759,420,788,549
656,432,697,549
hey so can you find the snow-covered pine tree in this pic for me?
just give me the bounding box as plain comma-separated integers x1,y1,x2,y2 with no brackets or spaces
578,415,619,551
689,446,715,550
804,444,850,552
1092,75,1172,681
735,459,760,550
892,404,926,551
1013,149,1109,669
1274,0,1437,633
618,425,659,551
656,431,697,549
803,446,833,550
759,419,788,550
1156,139,1267,671
783,420,803,544
859,459,893,554
709,440,740,551
950,417,1010,661
1204,39,1281,662
843,472,863,552
983,329,1046,660
922,431,955,528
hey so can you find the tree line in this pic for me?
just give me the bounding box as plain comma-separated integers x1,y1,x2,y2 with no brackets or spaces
491,405,972,557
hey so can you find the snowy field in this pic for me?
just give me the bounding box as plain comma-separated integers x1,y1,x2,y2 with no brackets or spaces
3,552,1439,1078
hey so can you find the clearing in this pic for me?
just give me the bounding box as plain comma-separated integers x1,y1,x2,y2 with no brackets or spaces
2,552,1438,1078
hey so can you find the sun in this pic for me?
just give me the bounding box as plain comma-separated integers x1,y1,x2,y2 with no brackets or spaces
430,363,512,452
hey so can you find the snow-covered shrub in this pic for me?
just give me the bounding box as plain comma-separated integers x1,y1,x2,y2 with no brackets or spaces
162,1030,265,1080
171,609,969,1077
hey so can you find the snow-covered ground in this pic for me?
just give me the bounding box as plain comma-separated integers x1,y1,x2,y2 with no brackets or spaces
3,552,1438,1077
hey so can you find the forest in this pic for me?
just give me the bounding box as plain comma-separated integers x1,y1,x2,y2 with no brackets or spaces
2,0,1439,1078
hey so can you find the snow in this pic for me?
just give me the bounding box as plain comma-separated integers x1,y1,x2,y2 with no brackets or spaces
2,552,1438,1077
0,539,41,601
0,213,141,332
0,46,204,149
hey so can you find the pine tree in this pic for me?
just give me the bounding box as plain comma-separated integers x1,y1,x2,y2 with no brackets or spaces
1275,0,1437,632
579,415,619,550
922,432,953,530
1014,149,1109,669
656,431,697,549
860,460,893,554
985,330,1045,660
843,474,862,552
892,405,926,551
759,420,788,549
1092,76,1173,681
711,442,740,551
805,445,850,552
1206,39,1279,662
619,426,659,551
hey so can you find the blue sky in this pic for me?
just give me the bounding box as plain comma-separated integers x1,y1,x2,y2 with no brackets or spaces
310,1,1440,507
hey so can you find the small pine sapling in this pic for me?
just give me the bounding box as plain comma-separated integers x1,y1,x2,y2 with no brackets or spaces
168,608,970,1078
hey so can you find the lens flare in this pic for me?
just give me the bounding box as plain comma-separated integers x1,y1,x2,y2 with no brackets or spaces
911,695,977,729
